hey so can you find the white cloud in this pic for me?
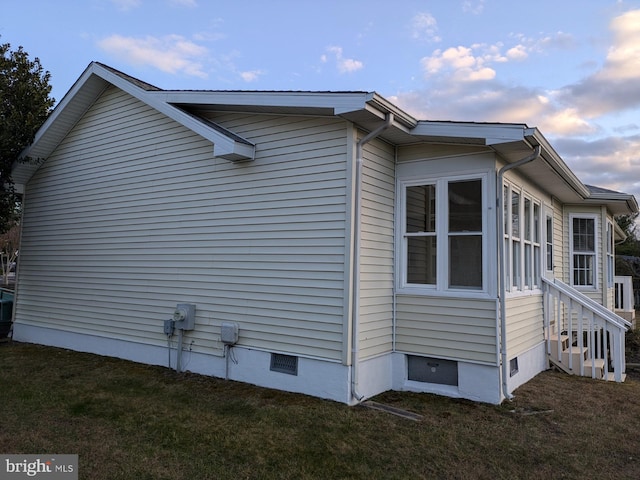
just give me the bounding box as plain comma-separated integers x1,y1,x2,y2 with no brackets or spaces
240,70,264,82
421,46,495,82
537,107,596,136
408,27,601,135
323,46,363,74
98,34,209,78
462,0,485,14
506,45,528,61
411,12,441,42
559,9,640,118
169,0,197,6
111,0,141,11
391,80,598,137
601,9,640,81
552,135,640,204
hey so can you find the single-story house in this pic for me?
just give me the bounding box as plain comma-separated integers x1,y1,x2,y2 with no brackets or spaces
10,62,639,404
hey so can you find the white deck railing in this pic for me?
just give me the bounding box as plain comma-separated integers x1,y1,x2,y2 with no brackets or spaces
542,277,631,382
614,275,634,311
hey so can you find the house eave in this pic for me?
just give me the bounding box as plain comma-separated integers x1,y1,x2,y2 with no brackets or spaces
403,122,592,204
583,192,640,216
12,62,257,187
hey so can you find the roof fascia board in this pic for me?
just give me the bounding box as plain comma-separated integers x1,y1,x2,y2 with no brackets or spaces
584,193,639,214
155,90,370,113
153,90,420,127
359,93,417,128
525,128,591,199
408,122,594,202
13,64,110,186
22,64,109,159
412,121,527,143
20,62,255,165
96,66,254,161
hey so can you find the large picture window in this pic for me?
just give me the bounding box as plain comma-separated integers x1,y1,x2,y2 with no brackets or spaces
571,216,597,287
401,176,485,292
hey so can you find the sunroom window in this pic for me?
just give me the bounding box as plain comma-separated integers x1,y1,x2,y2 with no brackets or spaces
503,183,542,292
448,180,482,289
406,184,437,285
402,176,484,292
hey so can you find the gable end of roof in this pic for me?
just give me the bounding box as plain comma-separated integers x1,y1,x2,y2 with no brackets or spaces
13,62,256,186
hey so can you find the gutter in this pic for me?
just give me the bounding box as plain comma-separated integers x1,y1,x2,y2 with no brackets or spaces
351,113,393,402
496,145,541,401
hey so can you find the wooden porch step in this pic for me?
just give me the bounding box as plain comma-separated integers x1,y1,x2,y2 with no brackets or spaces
548,348,607,379
548,334,570,362
561,346,588,368
549,334,570,349
605,372,627,382
582,358,605,379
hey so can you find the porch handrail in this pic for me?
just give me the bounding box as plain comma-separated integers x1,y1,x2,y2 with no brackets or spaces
542,277,632,330
542,276,629,382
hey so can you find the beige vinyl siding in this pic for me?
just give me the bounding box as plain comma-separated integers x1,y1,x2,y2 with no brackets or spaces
505,294,544,358
358,137,395,359
395,296,498,365
16,85,351,361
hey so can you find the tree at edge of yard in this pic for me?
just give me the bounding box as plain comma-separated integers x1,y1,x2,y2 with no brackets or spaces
616,213,640,258
0,39,55,233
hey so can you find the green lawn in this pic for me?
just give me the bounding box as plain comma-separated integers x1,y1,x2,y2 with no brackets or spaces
1,342,639,479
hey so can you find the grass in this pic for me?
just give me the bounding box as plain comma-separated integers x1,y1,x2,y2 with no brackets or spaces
1,342,640,479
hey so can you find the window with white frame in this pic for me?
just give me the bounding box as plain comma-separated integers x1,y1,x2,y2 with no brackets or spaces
571,215,597,287
401,176,485,292
533,203,541,286
511,190,521,289
606,220,614,288
504,183,542,291
406,184,437,285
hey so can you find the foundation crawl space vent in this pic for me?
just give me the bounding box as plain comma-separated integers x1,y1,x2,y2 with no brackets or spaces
270,353,298,376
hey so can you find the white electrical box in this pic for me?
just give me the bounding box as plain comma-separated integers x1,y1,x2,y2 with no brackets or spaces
220,322,239,345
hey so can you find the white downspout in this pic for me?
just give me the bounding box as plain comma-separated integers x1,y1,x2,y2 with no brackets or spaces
351,113,393,402
497,145,541,401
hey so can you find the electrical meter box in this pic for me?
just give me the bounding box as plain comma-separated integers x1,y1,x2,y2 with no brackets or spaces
173,303,196,331
220,322,239,345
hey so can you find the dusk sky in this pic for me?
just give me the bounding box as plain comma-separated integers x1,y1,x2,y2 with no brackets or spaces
2,0,640,217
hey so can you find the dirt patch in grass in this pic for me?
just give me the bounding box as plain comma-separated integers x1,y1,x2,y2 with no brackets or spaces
2,342,640,479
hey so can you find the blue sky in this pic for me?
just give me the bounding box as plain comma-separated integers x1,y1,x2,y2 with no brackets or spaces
2,0,640,218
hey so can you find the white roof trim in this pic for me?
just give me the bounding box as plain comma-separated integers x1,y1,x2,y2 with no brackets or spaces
87,64,256,162
13,62,255,186
13,62,636,216
155,90,373,113
412,121,528,143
